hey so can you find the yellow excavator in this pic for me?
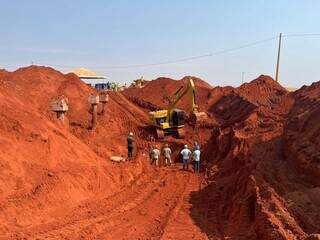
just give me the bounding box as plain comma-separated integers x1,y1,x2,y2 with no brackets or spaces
149,78,201,139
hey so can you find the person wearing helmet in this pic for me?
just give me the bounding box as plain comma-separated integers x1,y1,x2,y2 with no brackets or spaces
180,144,191,171
127,132,134,159
163,143,172,166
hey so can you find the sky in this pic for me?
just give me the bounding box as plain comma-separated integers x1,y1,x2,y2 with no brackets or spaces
0,0,320,88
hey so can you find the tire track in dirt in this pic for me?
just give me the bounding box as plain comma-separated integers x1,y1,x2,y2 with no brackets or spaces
159,174,209,240
92,168,190,240
4,160,205,240
2,156,157,239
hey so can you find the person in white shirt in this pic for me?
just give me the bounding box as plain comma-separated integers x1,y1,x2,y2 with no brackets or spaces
180,145,191,171
152,146,161,167
162,144,172,166
193,148,201,173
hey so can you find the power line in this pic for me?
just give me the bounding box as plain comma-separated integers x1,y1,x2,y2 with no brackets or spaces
35,33,320,70
106,36,278,69
283,33,320,38
40,36,278,70
94,53,214,69
209,36,277,55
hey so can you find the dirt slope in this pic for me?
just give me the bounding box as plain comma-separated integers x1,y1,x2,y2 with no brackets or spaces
123,76,216,112
197,76,320,239
284,81,320,186
0,66,150,236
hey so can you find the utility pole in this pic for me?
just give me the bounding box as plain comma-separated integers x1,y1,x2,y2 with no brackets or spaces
275,33,282,82
241,72,244,84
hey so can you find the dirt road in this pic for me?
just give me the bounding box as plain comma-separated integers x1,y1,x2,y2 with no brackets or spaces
3,157,212,240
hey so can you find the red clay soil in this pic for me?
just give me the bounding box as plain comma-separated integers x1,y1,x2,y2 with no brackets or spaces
284,82,320,186
123,76,220,112
0,66,319,239
126,74,320,239
197,77,319,239
0,66,151,238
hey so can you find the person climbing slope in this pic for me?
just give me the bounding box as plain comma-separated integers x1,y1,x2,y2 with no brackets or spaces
163,143,172,166
180,145,191,171
127,132,134,159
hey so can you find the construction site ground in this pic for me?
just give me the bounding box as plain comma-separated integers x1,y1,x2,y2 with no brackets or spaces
0,66,319,240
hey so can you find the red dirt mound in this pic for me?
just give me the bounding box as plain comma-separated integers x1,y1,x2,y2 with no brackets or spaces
237,75,287,106
0,66,150,159
0,66,150,236
284,81,320,186
197,76,320,239
0,78,115,233
123,76,214,112
209,75,290,130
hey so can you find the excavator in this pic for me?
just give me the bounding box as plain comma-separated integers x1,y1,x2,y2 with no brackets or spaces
149,77,202,139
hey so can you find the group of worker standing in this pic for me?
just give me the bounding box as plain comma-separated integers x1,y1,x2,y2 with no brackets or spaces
127,132,201,173
149,143,172,167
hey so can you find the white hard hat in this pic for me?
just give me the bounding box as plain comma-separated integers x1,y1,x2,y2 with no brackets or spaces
129,132,133,136
184,145,188,148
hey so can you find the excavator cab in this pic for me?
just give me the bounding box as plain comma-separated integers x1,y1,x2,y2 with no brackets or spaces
171,109,185,126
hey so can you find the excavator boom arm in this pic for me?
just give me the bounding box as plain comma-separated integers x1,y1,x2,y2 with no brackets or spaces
168,78,198,113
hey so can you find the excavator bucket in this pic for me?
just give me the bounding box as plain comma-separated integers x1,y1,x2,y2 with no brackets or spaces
189,111,209,125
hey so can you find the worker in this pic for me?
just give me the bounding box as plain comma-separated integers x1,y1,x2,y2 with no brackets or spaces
148,134,155,142
111,82,116,91
193,141,200,151
148,143,154,163
127,132,134,159
152,145,161,167
106,82,111,90
180,145,191,171
163,143,172,166
193,147,201,173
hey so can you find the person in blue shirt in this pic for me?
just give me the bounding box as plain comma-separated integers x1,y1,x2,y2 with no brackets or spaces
180,145,191,171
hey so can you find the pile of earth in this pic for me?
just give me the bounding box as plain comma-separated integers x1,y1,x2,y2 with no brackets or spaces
0,66,151,235
284,82,320,187
209,75,291,130
195,78,320,239
123,76,227,112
